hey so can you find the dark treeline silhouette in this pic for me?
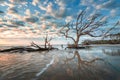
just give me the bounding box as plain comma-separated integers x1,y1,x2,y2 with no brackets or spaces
82,33,120,45
82,39,120,45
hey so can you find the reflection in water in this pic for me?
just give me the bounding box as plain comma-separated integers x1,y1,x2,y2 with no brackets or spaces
103,49,120,56
0,52,53,80
38,50,120,80
64,51,104,69
0,46,120,80
36,56,55,77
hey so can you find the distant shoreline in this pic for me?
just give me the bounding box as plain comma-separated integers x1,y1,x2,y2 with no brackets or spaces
0,44,120,47
85,44,120,46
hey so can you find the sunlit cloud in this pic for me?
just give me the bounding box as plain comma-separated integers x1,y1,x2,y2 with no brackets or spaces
65,16,73,23
32,0,39,6
25,9,31,16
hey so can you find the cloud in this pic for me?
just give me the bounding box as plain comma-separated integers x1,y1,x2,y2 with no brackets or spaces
39,1,66,19
4,2,15,7
51,24,57,30
0,18,25,27
80,0,120,17
53,0,66,18
65,16,73,23
25,16,39,23
110,9,120,16
0,25,3,27
101,0,120,9
9,7,18,13
81,0,120,9
5,3,24,20
32,0,39,6
25,9,31,16
0,10,4,14
96,5,102,10
41,23,46,30
43,15,55,20
80,0,95,7
100,16,108,22
12,21,25,26
0,38,32,46
95,0,120,10
4,24,18,27
9,0,28,4
110,9,116,17
0,0,6,3
39,5,46,11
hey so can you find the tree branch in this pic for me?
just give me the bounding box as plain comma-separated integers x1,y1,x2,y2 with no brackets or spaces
102,21,119,39
87,33,103,37
60,31,76,42
31,41,41,49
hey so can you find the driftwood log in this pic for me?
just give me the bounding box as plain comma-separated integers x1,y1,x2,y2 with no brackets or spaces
0,42,58,53
0,47,49,53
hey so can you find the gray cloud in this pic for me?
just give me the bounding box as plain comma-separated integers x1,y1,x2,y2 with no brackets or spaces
4,24,18,27
9,0,28,3
8,7,18,14
101,0,120,9
80,0,120,10
0,25,3,27
12,21,25,26
43,15,55,20
25,16,39,23
0,0,6,2
0,10,4,14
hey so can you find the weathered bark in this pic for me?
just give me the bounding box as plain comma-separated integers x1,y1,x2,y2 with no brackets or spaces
44,34,53,48
74,35,80,47
0,47,45,53
0,46,58,53
45,37,47,48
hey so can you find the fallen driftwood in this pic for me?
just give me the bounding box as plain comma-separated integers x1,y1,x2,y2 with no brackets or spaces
0,47,58,53
0,42,58,53
0,47,43,53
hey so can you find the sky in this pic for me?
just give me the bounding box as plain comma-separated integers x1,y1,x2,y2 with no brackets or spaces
0,0,120,45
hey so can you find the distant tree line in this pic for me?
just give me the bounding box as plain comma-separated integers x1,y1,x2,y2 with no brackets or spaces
82,33,120,45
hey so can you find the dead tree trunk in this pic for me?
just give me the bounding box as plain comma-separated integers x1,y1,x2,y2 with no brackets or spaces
44,34,53,49
44,35,47,48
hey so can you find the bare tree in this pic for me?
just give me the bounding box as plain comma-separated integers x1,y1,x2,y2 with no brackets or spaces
60,10,119,48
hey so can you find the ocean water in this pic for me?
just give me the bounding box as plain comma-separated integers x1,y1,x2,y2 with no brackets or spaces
0,45,120,80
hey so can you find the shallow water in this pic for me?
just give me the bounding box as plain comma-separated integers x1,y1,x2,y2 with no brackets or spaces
0,45,120,80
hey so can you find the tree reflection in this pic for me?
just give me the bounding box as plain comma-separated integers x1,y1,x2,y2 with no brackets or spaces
64,50,104,69
63,50,107,80
38,50,116,80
